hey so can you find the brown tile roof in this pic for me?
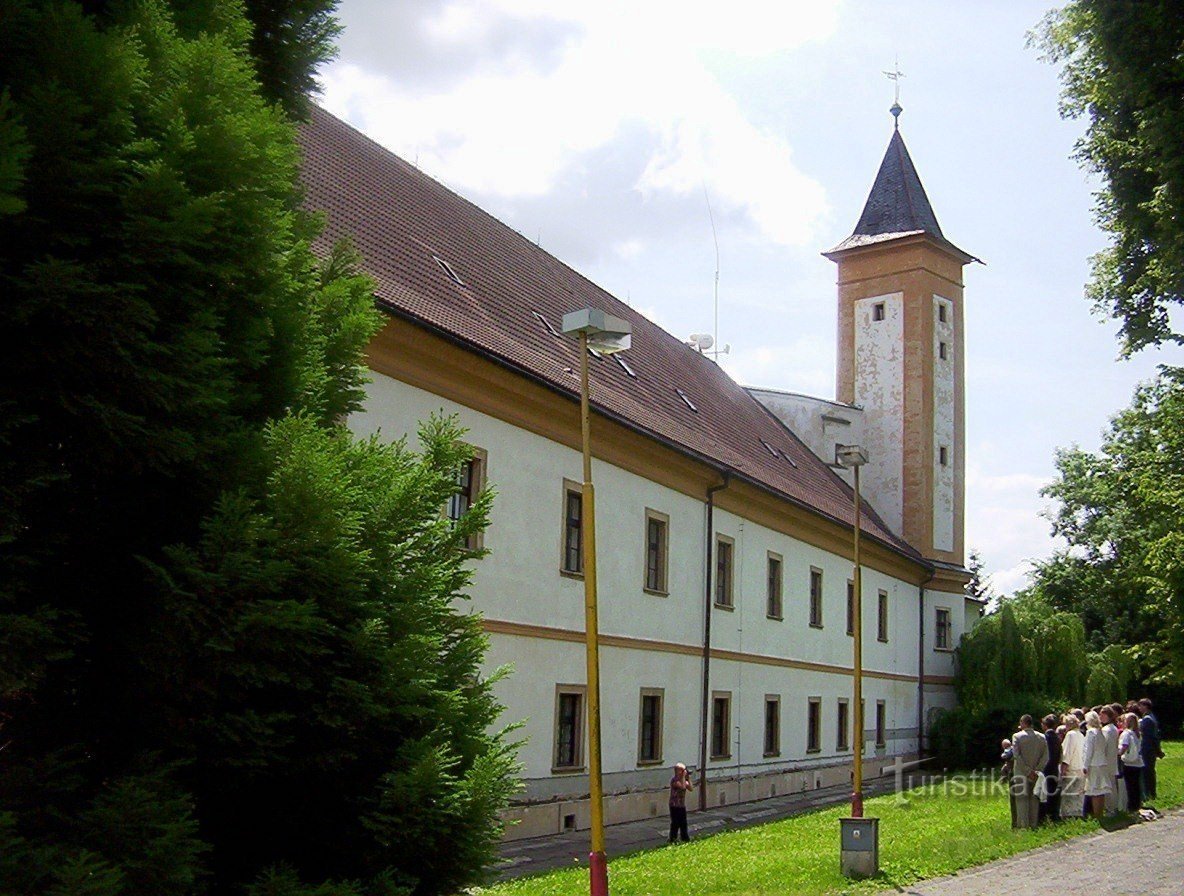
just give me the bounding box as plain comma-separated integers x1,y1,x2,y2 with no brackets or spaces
297,106,922,563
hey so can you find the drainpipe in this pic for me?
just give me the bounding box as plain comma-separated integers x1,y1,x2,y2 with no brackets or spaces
917,568,936,755
698,471,731,811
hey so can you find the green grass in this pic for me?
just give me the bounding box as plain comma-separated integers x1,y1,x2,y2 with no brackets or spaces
475,741,1184,896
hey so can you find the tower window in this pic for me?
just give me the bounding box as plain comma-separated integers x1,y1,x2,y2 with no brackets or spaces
939,341,948,360
872,303,885,321
938,304,947,323
939,445,948,466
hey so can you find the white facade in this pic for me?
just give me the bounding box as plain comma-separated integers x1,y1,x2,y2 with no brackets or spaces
853,292,906,532
351,371,966,836
933,295,956,552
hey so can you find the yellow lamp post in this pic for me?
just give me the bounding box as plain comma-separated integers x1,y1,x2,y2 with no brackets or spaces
561,308,632,896
836,444,878,878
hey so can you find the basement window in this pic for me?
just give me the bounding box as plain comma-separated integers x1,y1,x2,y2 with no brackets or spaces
433,254,464,286
676,389,698,412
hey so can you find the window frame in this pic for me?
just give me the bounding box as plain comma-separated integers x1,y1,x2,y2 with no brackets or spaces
935,606,953,651
447,446,488,551
643,509,670,595
710,691,732,759
807,696,822,753
809,567,824,628
875,700,887,748
560,479,584,577
553,684,587,772
763,694,781,757
714,535,735,610
877,589,889,642
637,688,664,765
766,552,783,620
837,698,850,751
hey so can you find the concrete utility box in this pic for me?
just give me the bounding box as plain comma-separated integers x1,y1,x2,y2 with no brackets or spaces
839,817,879,878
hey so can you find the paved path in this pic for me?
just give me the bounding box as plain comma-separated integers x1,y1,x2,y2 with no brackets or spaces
495,775,909,881
901,810,1184,895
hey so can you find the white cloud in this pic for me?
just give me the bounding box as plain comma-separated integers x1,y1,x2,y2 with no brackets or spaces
323,0,839,247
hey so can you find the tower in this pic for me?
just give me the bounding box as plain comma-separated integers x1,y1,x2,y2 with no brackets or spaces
824,111,977,571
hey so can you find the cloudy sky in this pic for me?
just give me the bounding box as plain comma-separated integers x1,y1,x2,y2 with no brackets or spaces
319,0,1183,596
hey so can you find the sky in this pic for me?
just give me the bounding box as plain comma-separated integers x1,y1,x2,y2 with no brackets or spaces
318,0,1183,597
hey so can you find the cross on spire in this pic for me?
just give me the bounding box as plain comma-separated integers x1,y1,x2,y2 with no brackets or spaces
883,59,905,127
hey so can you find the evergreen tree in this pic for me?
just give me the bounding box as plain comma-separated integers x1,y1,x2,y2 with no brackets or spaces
1,2,517,893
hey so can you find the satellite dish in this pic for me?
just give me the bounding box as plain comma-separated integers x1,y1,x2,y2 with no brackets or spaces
687,333,714,351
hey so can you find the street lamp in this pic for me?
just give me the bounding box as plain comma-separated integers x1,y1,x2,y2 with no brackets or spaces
561,308,632,896
836,444,878,878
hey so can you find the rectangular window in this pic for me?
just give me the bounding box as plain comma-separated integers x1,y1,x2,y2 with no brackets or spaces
935,607,952,650
877,590,889,642
714,536,734,608
938,303,947,323
644,510,669,593
766,553,783,619
939,341,948,360
846,579,855,636
873,302,885,321
448,447,487,550
638,688,664,764
875,700,887,748
939,445,949,466
809,567,824,628
562,481,583,574
763,695,780,757
711,692,732,759
837,699,850,751
807,697,822,752
553,686,586,770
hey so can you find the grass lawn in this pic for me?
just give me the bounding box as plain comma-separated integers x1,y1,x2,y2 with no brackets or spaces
475,741,1184,896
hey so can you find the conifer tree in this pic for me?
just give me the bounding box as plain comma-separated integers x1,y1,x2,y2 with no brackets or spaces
0,2,517,893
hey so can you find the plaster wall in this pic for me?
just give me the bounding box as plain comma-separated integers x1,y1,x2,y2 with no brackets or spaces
853,293,905,533
933,296,956,552
745,389,864,480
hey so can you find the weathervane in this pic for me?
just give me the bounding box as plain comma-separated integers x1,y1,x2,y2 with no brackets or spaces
883,58,905,127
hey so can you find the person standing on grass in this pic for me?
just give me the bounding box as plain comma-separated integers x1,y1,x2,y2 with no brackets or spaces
1083,710,1110,820
668,762,693,843
1038,714,1062,823
1011,715,1048,829
1101,706,1122,814
1119,712,1144,812
1060,712,1086,818
1139,698,1163,801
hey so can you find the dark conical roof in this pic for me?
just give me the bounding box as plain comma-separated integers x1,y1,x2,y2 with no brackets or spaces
853,128,942,239
825,127,977,262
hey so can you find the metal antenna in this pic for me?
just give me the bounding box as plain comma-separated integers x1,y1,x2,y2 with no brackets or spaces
702,184,727,361
883,57,905,127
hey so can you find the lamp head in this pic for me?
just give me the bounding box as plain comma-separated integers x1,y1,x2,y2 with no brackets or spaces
835,444,869,468
562,308,633,355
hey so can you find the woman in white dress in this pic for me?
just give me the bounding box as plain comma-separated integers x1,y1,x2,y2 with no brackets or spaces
1082,709,1111,819
1119,712,1144,812
1060,712,1087,818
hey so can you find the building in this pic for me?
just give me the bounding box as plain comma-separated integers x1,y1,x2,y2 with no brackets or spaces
297,104,981,839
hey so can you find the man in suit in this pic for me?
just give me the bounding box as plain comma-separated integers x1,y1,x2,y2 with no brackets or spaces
1037,714,1062,823
1100,707,1121,814
1011,714,1049,829
1139,698,1163,801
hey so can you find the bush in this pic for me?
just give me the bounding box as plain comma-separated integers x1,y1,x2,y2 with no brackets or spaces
929,693,1068,771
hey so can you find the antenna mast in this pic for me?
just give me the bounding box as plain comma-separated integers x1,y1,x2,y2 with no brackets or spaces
702,185,728,361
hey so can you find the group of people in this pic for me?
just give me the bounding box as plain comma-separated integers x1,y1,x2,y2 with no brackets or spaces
1003,697,1164,829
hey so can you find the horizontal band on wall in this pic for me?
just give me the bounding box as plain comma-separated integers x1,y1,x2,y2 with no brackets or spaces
483,618,955,686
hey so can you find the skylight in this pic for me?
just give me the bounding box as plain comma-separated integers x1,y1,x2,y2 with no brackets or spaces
760,439,780,458
613,354,637,378
675,389,698,412
433,254,464,286
532,310,560,337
